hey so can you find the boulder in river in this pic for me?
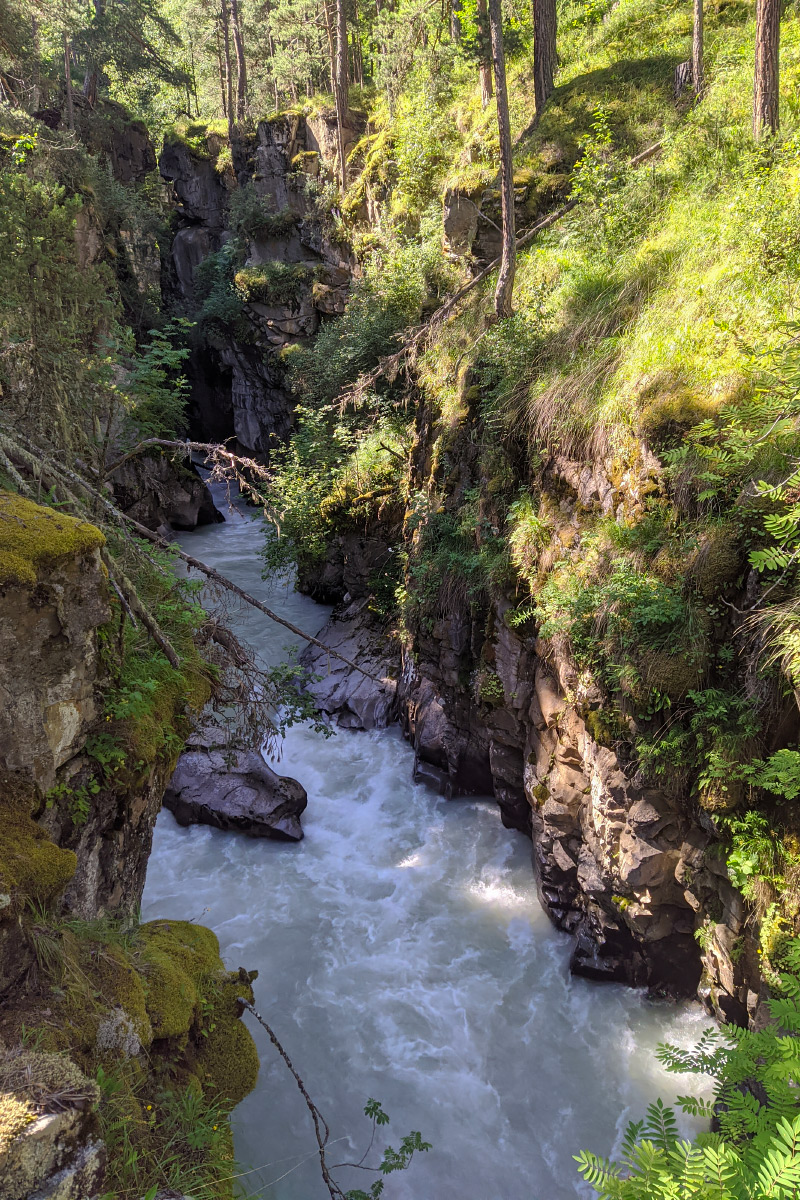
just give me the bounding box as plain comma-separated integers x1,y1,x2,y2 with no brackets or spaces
164,730,307,840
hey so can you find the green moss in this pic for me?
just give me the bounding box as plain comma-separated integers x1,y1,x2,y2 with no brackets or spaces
638,647,706,701
138,920,221,1039
291,150,320,171
84,943,151,1048
688,525,741,598
140,946,199,1039
234,261,312,306
0,1050,100,1110
583,705,627,748
638,389,720,452
0,1092,35,1147
194,1013,259,1106
0,491,104,587
0,775,76,912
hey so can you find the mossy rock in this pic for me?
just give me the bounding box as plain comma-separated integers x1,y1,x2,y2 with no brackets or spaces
688,525,741,598
191,967,258,1105
0,1050,100,1111
0,1092,35,1148
0,775,76,913
60,938,151,1056
638,646,707,700
0,491,104,588
638,389,720,452
138,920,222,1039
194,1014,259,1106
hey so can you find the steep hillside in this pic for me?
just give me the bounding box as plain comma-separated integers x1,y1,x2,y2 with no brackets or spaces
262,0,800,1021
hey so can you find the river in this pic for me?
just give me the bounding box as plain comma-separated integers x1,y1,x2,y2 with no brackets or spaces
141,486,708,1200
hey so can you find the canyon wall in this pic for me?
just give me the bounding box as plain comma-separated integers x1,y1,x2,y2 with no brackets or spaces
0,492,258,1199
295,411,762,1026
148,109,764,1023
160,112,357,455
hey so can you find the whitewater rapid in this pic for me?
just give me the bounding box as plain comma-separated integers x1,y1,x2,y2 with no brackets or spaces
142,486,708,1199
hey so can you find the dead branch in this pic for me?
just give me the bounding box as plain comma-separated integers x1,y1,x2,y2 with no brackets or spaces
102,552,181,668
238,997,347,1200
0,421,382,683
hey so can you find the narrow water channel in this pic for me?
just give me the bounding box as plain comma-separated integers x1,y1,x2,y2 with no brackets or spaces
142,486,708,1199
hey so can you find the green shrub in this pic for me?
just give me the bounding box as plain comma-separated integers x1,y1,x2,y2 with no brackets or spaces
229,183,298,241
234,260,312,306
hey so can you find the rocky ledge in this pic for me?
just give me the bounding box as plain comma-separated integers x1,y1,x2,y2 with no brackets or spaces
164,728,307,840
300,598,399,731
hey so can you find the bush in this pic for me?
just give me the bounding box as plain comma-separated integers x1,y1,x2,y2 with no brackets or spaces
234,261,312,306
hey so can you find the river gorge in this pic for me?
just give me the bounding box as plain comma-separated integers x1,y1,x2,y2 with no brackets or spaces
144,486,708,1199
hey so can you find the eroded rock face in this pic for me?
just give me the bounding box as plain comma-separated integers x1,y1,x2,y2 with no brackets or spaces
110,453,223,534
0,498,109,792
298,415,753,1012
301,599,399,731
0,1107,106,1200
164,730,307,840
160,117,355,455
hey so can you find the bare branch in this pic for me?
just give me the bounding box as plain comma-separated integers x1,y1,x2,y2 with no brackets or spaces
238,997,347,1200
0,421,382,683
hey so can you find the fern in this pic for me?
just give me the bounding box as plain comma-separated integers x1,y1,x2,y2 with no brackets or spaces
576,940,800,1200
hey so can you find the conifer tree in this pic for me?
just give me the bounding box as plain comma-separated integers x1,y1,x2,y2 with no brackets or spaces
488,0,514,319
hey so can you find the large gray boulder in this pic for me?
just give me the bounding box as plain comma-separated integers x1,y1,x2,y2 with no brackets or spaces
164,732,307,841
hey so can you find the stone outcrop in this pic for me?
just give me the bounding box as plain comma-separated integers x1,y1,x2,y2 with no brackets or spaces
160,117,355,455
0,1052,104,1200
301,599,399,731
110,452,223,534
0,493,262,1197
165,728,308,840
0,493,109,793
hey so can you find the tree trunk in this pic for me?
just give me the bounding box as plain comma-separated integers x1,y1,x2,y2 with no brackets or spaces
451,0,462,43
63,33,74,131
31,16,41,109
692,0,704,95
230,0,248,120
215,23,227,117
533,0,556,114
82,0,103,109
334,0,349,190
488,0,515,319
754,0,780,138
323,0,336,91
220,0,235,134
477,0,493,108
352,0,364,88
260,0,279,110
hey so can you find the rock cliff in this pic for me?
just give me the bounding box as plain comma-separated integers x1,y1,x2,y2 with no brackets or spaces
0,493,259,1198
160,114,355,455
295,403,762,1024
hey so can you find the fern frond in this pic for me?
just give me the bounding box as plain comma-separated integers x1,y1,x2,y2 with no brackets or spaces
574,1150,621,1197
643,1098,680,1152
